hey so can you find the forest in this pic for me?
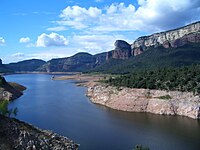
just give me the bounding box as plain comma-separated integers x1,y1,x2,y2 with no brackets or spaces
105,65,200,95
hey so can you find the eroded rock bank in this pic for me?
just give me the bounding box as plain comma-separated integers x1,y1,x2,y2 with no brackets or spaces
0,115,79,150
86,84,200,119
0,76,26,101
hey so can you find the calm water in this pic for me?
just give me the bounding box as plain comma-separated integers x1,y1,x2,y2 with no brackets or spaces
6,74,200,150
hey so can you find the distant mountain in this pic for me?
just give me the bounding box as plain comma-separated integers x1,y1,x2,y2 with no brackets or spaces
37,52,107,72
6,59,46,72
92,43,200,74
0,59,12,73
2,21,200,73
91,21,200,73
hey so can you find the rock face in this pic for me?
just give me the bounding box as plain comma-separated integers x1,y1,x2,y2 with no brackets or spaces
0,115,79,150
87,84,200,119
132,21,200,56
106,40,132,60
0,76,24,101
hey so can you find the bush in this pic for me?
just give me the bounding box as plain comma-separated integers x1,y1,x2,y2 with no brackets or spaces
0,100,18,117
158,95,172,100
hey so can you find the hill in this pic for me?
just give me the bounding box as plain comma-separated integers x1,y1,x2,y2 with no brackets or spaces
2,21,200,73
6,59,46,72
37,52,106,72
91,43,200,74
0,59,12,73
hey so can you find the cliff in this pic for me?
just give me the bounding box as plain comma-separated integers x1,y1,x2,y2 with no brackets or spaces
0,115,78,150
87,84,200,119
106,40,132,60
132,21,200,56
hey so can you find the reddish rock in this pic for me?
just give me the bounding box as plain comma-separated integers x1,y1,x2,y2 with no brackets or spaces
162,41,171,48
133,47,143,56
106,40,132,60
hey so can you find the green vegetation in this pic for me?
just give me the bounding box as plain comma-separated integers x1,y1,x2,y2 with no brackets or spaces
92,43,200,74
0,100,18,117
0,76,6,85
105,65,200,95
158,95,172,100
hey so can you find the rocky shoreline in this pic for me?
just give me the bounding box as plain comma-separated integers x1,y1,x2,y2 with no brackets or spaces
0,115,79,150
0,76,79,149
86,83,200,119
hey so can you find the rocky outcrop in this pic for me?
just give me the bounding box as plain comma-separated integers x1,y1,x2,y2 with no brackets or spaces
106,40,132,60
87,84,200,119
132,21,200,56
0,76,25,101
0,115,78,150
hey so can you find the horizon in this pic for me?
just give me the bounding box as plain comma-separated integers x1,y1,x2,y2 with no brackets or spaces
0,0,200,63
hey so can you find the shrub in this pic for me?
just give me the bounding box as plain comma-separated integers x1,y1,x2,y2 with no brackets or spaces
0,100,18,117
158,95,172,100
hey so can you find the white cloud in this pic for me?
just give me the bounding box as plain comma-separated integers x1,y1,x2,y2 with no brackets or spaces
47,26,67,31
11,52,25,58
58,5,102,29
19,37,31,43
55,0,200,33
36,32,68,47
0,37,5,45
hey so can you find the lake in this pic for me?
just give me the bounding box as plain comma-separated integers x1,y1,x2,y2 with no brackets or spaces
6,74,200,150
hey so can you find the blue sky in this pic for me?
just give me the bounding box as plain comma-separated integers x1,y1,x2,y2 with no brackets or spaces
0,0,200,63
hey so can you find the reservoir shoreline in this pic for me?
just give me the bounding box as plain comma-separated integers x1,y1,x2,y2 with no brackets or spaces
55,74,200,119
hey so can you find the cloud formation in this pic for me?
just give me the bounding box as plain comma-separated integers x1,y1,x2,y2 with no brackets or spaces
70,34,129,53
0,37,5,45
36,32,68,47
56,0,200,33
47,26,67,31
58,6,102,29
19,37,31,43
11,52,25,58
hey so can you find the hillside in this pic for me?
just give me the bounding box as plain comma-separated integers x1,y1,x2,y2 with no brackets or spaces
92,43,200,74
6,59,46,72
0,59,12,73
0,115,78,150
1,21,200,73
37,52,106,72
105,64,200,95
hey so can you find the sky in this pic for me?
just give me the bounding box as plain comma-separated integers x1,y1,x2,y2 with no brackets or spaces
0,0,200,63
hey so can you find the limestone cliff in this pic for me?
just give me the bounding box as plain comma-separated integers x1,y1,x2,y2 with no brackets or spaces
106,40,132,60
87,84,200,119
132,21,200,56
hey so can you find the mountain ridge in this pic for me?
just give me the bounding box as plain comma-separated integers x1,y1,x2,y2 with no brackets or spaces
1,21,200,73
